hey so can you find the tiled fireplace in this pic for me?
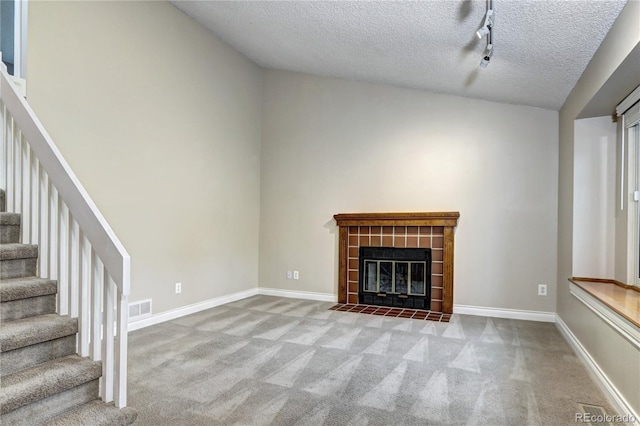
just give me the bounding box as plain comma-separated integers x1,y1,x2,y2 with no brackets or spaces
333,212,460,314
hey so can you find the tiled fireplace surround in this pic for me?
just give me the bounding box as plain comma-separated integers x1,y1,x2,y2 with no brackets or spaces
334,212,460,314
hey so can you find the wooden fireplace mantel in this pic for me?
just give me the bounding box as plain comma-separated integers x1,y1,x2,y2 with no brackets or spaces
333,212,460,313
334,212,460,227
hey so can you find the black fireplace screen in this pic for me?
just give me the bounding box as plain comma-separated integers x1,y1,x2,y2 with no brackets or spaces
358,247,431,309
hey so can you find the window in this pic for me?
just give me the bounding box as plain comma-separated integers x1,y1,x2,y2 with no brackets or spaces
0,0,27,78
618,90,640,286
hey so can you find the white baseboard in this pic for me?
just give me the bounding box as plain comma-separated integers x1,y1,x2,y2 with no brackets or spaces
128,293,551,329
128,288,259,331
453,304,556,322
257,287,337,302
127,287,336,331
555,315,638,422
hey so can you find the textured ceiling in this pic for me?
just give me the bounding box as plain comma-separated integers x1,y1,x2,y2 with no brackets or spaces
171,0,628,110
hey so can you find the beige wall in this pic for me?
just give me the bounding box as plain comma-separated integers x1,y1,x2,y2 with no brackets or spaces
260,70,559,312
558,0,640,415
573,116,617,278
26,1,262,314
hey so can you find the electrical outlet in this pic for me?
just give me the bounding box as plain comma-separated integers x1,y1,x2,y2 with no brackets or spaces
293,271,299,280
286,271,292,279
538,284,547,296
175,282,182,294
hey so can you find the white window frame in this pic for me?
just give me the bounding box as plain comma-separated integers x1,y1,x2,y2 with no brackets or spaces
628,123,640,286
1,1,27,78
13,0,28,79
617,88,640,286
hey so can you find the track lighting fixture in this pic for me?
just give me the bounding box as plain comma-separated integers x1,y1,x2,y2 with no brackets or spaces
476,9,494,39
476,0,495,68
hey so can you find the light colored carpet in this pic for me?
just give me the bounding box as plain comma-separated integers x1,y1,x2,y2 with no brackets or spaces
127,295,619,425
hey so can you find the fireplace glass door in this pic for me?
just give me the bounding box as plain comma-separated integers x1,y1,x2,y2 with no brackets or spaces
363,260,426,296
359,247,431,309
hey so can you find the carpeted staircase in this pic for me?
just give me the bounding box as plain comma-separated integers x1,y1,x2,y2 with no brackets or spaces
0,189,137,425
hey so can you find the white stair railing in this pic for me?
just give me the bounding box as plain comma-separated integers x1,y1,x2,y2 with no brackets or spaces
0,65,130,408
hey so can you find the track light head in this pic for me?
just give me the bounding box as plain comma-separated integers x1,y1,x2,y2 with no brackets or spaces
476,26,490,39
480,56,491,68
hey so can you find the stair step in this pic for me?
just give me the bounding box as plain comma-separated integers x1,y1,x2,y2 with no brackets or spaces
0,212,21,244
0,244,39,279
0,355,102,415
0,377,99,425
0,314,78,376
1,277,57,321
0,189,5,212
0,277,56,302
0,314,77,353
0,243,38,260
44,400,138,426
1,334,77,377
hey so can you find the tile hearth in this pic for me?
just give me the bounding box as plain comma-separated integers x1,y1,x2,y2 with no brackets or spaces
329,303,452,322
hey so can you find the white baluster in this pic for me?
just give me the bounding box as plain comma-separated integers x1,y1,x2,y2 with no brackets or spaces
12,122,20,212
49,185,59,281
30,152,39,246
102,272,115,403
38,167,49,277
69,216,80,319
115,288,129,408
91,251,102,361
21,134,30,242
5,113,14,211
58,202,69,315
78,232,91,357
